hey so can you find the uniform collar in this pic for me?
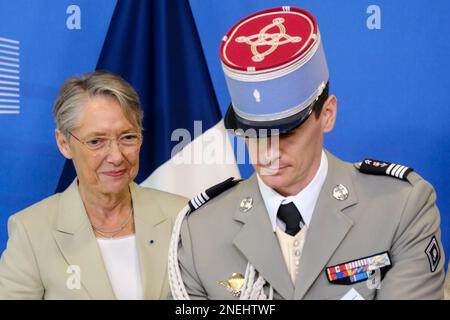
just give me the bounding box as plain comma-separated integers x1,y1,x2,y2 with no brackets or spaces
256,149,328,232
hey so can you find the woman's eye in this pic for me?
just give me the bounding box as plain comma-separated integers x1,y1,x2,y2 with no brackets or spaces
86,138,105,148
120,134,139,144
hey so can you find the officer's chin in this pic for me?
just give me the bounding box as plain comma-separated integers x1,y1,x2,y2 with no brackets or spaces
257,164,289,178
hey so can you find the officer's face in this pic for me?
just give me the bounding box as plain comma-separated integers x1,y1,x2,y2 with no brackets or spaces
247,95,337,196
56,95,141,197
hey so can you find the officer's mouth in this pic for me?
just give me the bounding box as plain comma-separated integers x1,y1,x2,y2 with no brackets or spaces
258,163,289,175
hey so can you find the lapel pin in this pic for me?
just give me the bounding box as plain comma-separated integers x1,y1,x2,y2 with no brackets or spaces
239,197,253,212
332,184,349,201
218,273,245,297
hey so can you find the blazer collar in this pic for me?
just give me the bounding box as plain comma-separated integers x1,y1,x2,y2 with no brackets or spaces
131,183,172,299
55,179,89,235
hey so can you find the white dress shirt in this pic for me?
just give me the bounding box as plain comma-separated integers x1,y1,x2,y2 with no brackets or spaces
97,235,143,300
257,149,328,232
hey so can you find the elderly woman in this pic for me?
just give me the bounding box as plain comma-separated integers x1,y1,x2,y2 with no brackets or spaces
0,71,187,299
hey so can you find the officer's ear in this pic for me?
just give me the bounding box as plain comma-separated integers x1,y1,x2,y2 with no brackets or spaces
55,129,73,159
322,95,337,133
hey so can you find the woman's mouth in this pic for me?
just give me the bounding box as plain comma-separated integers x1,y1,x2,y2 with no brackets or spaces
103,169,126,177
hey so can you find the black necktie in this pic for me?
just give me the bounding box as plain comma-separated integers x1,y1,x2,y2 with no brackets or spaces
277,202,304,236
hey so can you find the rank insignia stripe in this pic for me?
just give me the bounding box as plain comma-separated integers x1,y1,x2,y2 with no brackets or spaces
325,251,392,285
357,158,414,181
187,177,242,213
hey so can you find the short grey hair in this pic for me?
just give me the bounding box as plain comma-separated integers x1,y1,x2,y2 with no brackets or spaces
53,71,143,136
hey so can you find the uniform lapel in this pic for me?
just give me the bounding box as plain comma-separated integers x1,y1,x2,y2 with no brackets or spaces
53,180,115,299
131,183,172,300
232,176,294,300
294,152,358,299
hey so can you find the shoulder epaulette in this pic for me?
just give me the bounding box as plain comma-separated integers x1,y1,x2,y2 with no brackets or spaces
188,177,242,212
355,159,414,181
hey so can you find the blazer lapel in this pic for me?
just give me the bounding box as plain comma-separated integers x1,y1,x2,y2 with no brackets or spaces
294,152,358,299
53,180,115,299
131,183,172,300
232,176,294,300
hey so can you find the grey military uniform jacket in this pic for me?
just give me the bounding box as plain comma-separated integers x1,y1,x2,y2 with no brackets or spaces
178,151,445,299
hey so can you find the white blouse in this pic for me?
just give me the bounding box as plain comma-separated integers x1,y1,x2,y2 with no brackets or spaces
97,235,143,300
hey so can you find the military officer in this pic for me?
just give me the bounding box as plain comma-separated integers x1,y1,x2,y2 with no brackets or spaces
168,6,445,300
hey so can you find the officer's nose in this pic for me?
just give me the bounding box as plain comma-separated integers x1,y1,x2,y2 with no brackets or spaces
247,136,280,167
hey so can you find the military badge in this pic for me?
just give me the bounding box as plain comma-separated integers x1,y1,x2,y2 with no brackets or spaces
326,252,392,285
332,184,349,201
425,236,440,273
239,197,253,213
218,273,245,297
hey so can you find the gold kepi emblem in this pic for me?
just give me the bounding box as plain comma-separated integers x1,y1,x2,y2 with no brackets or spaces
332,184,349,201
235,17,302,62
239,197,253,212
218,273,245,297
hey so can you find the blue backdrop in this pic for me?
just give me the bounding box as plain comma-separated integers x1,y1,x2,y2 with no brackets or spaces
0,0,449,266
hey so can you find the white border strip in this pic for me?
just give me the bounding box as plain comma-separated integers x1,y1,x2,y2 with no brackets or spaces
0,74,19,80
0,110,20,114
0,49,19,56
0,37,20,45
0,99,19,103
0,61,19,68
0,92,19,97
0,104,20,109
0,43,19,51
0,67,19,74
0,55,19,62
0,86,19,92
0,80,19,86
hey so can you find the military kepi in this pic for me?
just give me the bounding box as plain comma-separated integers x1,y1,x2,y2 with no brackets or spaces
220,6,329,137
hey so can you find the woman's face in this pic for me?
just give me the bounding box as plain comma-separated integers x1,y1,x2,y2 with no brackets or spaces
56,95,141,196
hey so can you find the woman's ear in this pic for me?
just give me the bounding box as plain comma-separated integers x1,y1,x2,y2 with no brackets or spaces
322,95,337,133
55,129,73,159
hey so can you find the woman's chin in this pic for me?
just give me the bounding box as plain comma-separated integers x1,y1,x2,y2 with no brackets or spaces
98,176,130,194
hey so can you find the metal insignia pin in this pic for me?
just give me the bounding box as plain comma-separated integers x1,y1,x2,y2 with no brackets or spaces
332,184,349,201
218,273,245,297
239,197,253,212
